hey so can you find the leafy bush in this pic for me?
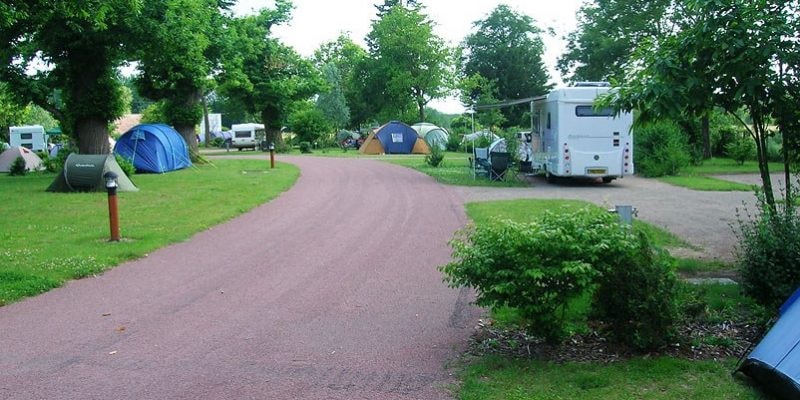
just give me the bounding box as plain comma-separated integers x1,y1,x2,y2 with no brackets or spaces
635,120,691,177
446,132,462,152
211,137,224,148
288,108,331,144
115,154,136,177
298,141,312,153
8,156,27,176
725,134,756,165
440,208,635,342
766,133,783,163
735,185,800,309
425,143,444,167
43,144,76,173
591,232,679,350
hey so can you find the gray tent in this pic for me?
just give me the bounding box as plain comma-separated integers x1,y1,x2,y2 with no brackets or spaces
411,123,449,150
47,154,138,192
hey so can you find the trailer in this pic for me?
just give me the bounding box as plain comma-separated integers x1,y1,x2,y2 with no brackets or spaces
9,125,48,152
230,123,265,151
530,84,634,183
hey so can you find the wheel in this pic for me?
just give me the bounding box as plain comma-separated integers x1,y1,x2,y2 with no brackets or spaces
602,177,614,183
545,170,556,184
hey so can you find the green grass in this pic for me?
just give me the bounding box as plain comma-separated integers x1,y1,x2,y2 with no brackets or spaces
658,175,755,191
675,258,733,275
386,152,527,187
0,159,299,305
457,356,763,400
465,199,692,250
681,157,783,176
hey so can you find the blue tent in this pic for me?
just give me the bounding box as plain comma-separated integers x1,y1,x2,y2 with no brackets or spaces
114,124,192,173
738,287,800,399
374,121,419,154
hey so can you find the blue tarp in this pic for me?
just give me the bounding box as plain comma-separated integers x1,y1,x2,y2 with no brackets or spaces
114,124,192,173
738,287,800,399
374,121,418,154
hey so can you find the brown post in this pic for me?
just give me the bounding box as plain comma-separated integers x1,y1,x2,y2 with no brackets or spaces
108,191,120,242
269,142,275,169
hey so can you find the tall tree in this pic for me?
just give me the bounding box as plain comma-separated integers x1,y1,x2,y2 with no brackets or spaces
314,34,369,128
134,0,229,156
604,0,800,210
219,2,323,146
0,0,140,153
461,5,550,127
364,3,450,122
316,63,350,130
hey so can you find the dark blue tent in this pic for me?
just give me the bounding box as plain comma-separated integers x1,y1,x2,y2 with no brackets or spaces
738,287,800,399
114,124,192,173
374,121,419,154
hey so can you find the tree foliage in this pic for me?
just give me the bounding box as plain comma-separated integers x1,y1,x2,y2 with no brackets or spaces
314,34,369,128
364,3,450,123
316,63,350,129
460,5,550,127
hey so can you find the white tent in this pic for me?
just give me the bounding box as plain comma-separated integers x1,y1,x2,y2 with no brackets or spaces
0,146,44,173
411,123,450,150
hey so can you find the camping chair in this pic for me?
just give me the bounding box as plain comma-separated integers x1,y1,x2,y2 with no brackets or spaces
489,152,510,181
473,147,491,179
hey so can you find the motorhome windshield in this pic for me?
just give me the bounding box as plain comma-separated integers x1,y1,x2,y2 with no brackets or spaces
575,105,614,117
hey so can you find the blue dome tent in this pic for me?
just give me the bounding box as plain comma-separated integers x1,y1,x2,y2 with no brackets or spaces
114,124,192,173
359,121,429,154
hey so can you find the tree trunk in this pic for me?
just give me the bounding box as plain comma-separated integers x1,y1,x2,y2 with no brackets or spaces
174,122,199,162
74,117,110,154
754,124,775,213
201,94,212,145
417,100,425,123
783,130,792,204
701,114,711,159
261,109,283,148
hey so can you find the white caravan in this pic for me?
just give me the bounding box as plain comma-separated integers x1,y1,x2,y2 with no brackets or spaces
530,84,634,183
230,123,265,150
9,125,48,151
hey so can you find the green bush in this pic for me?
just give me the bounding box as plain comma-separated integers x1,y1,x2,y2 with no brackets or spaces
446,132,462,152
211,137,224,148
298,141,312,154
440,208,635,342
425,143,444,167
43,145,76,173
725,134,756,165
591,232,678,350
114,154,136,177
635,120,691,177
766,133,783,163
288,108,331,144
735,186,800,309
8,156,27,176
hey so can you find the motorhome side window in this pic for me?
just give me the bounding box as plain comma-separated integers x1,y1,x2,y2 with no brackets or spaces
575,105,615,117
234,130,250,138
21,133,32,140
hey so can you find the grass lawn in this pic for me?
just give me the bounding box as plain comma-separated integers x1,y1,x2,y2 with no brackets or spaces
457,356,763,400
681,158,783,176
0,159,299,306
386,151,528,187
658,176,754,191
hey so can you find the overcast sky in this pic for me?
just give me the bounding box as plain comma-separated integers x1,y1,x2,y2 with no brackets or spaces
233,0,585,114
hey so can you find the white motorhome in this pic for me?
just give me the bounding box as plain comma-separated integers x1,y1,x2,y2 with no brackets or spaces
530,84,634,183
230,123,265,150
9,125,48,152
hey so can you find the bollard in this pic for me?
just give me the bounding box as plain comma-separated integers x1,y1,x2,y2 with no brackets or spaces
269,142,275,169
103,171,120,241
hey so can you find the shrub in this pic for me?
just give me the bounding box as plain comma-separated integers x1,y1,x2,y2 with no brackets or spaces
725,134,756,165
425,143,444,167
591,232,678,350
446,132,462,152
288,108,331,144
735,185,800,309
766,133,783,163
635,120,691,177
440,208,635,342
115,154,136,177
43,144,76,173
298,141,312,153
211,137,224,148
8,156,27,176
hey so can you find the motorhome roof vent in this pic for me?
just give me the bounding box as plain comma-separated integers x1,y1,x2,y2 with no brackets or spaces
573,82,611,87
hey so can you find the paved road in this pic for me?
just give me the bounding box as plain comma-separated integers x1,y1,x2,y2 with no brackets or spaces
0,157,479,399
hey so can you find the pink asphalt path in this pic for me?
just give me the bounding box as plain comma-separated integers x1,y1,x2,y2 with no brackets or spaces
0,157,481,399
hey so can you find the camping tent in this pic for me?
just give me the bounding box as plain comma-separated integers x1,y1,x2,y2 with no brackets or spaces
411,123,449,150
359,121,429,155
0,146,44,173
47,154,138,192
738,287,800,399
463,130,500,143
114,124,191,173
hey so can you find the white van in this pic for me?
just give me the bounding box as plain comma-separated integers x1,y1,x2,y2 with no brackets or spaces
10,125,48,152
230,123,265,151
530,84,634,183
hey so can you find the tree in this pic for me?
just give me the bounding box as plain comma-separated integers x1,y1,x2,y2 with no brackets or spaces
134,0,229,157
288,104,332,144
0,0,140,153
316,63,350,129
461,5,550,127
219,2,323,146
603,0,800,210
557,0,676,83
364,3,450,122
314,34,369,128
0,82,27,143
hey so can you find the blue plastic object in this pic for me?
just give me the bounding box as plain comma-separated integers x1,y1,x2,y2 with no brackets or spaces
114,124,192,173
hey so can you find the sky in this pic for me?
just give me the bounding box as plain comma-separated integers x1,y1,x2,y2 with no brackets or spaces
233,0,585,114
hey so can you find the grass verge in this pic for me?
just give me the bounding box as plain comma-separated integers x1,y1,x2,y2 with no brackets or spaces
658,175,755,191
681,158,783,176
0,159,299,305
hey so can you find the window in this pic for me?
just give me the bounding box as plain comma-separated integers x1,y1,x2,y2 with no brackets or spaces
234,131,251,138
547,112,551,130
575,105,615,117
20,133,33,140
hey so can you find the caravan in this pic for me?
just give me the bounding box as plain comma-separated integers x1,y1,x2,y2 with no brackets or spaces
530,83,634,183
9,125,48,152
230,123,265,151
